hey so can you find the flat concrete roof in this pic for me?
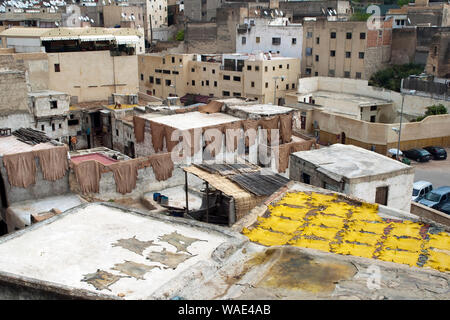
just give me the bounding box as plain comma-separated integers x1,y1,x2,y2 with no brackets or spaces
0,203,245,299
144,111,240,130
0,135,55,156
227,104,293,116
28,90,68,97
292,144,411,180
7,194,85,229
312,90,392,107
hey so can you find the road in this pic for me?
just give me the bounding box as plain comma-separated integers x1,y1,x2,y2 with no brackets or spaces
410,148,450,188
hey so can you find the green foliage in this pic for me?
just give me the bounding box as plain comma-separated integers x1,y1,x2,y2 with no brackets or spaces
396,0,413,6
413,104,448,122
368,63,424,92
350,11,372,21
175,29,185,41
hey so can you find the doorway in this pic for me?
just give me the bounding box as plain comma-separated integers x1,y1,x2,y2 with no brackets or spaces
375,186,389,206
341,132,346,144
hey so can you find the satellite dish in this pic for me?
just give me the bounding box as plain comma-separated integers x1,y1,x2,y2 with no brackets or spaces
55,21,59,26
280,10,283,16
407,18,411,24
254,10,257,15
333,9,337,15
275,9,278,15
264,10,267,15
90,18,94,23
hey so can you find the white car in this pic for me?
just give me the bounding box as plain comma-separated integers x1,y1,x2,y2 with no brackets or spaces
412,181,433,202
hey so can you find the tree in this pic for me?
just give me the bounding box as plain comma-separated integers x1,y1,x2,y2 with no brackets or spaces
175,29,185,41
413,104,448,122
369,63,424,92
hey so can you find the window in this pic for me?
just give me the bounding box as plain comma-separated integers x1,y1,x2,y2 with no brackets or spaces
375,186,388,206
206,80,209,86
212,69,215,74
330,50,336,57
203,67,206,72
255,66,260,71
315,55,319,62
316,37,320,44
251,81,255,88
172,71,179,75
116,129,119,136
191,80,195,86
315,72,319,76
59,123,62,129
330,32,336,39
273,66,275,71
163,70,170,74
222,91,230,96
292,83,295,89
344,71,350,78
292,38,297,45
242,36,246,45
54,64,60,72
305,68,312,75
162,58,165,64
191,68,195,72
328,70,335,77
356,72,362,79
52,123,55,131
247,65,252,71
165,79,171,86
346,32,352,39
233,92,241,97
50,101,58,109
306,47,313,56
279,65,282,69
286,84,289,90
201,81,204,86
149,76,154,83
265,82,268,88
378,30,383,37
140,74,144,81
256,37,260,43
360,32,366,39
345,52,351,58
370,106,377,111
155,69,162,73
359,52,365,59
272,37,281,45
41,125,45,131
156,78,161,85
265,66,268,72
68,119,79,126
172,57,175,63
306,32,313,38
214,81,217,87
223,75,230,80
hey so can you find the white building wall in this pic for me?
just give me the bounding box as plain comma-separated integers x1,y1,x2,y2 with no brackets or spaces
345,172,415,212
236,18,303,61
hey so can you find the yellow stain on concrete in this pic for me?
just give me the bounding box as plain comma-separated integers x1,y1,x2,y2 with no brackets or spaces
244,191,450,272
106,104,138,110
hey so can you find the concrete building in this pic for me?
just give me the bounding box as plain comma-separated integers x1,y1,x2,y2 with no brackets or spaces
139,52,300,104
301,17,393,80
387,0,450,28
28,90,70,142
0,5,63,28
424,29,450,78
285,77,450,155
0,182,449,299
279,0,351,23
236,17,303,61
0,27,143,103
127,0,169,42
289,143,414,211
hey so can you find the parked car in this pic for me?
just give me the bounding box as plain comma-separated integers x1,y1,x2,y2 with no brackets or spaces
418,186,450,209
402,148,432,162
438,202,450,215
412,181,433,202
423,146,447,160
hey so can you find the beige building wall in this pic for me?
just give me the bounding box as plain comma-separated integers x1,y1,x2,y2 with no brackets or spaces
302,19,392,80
138,53,301,104
103,5,145,29
48,51,139,103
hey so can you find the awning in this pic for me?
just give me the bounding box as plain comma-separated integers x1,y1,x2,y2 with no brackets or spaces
114,35,140,44
79,35,115,42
